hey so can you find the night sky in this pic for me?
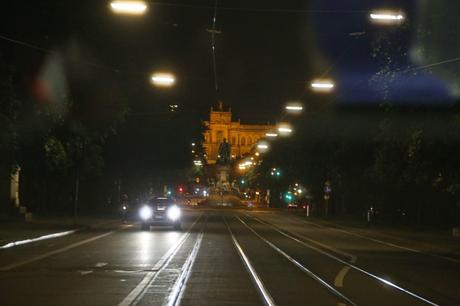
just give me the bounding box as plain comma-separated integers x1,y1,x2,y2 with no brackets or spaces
2,1,459,117
1,0,459,176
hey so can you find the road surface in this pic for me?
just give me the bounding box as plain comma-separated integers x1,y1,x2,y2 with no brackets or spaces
1,209,459,306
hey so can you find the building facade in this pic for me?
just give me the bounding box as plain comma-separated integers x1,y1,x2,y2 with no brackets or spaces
203,103,276,164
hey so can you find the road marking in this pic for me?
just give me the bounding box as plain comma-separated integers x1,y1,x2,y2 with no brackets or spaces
225,217,276,306
334,266,351,287
0,231,115,272
238,216,357,306
248,215,357,290
118,215,202,306
0,230,77,249
249,214,357,263
246,216,440,306
78,270,94,276
301,219,460,264
166,228,205,306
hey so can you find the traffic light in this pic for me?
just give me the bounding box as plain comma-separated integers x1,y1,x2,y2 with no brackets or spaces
270,168,281,177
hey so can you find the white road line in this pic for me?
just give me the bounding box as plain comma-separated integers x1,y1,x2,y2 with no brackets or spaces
118,215,202,306
249,215,357,290
225,217,276,306
0,230,78,249
334,266,351,287
238,216,357,306
248,216,440,306
249,214,357,263
0,231,114,272
166,229,205,306
301,219,460,264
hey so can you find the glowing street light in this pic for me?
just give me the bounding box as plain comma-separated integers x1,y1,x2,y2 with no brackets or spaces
370,10,405,25
110,1,148,15
265,132,279,138
257,142,269,153
278,124,293,136
257,144,269,150
310,79,335,93
150,73,176,88
285,102,304,114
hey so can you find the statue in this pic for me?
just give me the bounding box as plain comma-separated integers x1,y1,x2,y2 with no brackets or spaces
218,138,231,165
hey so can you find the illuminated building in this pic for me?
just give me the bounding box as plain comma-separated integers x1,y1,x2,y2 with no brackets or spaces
203,102,275,164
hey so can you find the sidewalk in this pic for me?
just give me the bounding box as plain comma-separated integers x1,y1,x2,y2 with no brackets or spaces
0,215,117,249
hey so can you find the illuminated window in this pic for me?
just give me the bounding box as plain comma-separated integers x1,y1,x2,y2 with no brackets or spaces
232,137,236,145
241,137,246,146
248,137,252,145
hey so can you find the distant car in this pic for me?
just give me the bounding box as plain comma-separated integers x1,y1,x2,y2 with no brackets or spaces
287,203,298,209
139,197,182,230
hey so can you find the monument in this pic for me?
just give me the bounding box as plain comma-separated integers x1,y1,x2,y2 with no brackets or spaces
216,138,231,189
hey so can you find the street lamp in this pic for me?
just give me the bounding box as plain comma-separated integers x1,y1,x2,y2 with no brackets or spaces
370,10,405,25
256,141,269,153
265,132,279,138
110,1,148,15
277,124,293,136
150,72,176,88
285,102,304,114
310,79,335,93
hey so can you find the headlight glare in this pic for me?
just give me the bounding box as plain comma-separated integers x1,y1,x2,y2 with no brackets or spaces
139,205,153,220
167,205,181,221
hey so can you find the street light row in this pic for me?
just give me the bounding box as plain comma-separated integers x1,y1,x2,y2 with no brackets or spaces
110,1,406,25
110,1,405,92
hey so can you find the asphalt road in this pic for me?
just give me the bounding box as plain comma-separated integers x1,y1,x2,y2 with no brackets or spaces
1,209,459,306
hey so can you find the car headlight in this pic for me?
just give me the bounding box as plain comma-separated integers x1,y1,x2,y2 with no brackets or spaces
139,205,153,220
167,205,181,221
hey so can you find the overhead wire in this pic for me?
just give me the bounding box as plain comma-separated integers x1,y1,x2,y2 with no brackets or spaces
150,2,366,14
210,0,219,99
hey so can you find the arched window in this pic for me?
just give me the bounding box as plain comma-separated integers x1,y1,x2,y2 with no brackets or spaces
241,137,246,146
248,137,252,145
231,137,236,145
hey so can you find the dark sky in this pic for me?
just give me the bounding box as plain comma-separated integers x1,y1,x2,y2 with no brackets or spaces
1,0,459,179
2,0,459,122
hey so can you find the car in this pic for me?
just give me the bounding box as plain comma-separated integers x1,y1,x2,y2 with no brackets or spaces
139,197,182,230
